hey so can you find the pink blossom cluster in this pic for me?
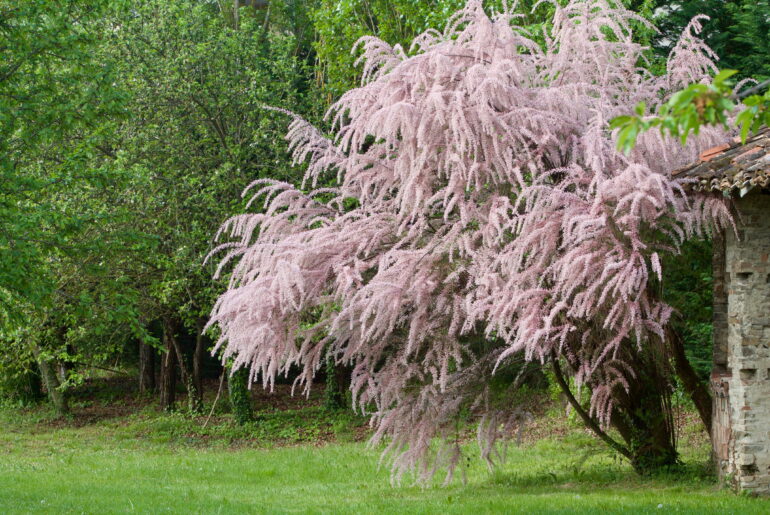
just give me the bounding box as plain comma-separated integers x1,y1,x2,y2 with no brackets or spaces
209,0,731,481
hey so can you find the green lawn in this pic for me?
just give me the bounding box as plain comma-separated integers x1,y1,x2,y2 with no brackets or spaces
1,404,769,514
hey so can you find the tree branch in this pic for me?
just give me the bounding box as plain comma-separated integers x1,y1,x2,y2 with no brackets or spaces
733,79,770,100
550,351,632,460
666,325,712,433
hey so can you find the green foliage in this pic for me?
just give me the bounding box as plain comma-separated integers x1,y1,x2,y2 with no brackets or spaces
0,328,37,397
610,69,741,153
313,0,462,99
726,0,770,82
662,240,714,379
0,342,42,406
653,0,770,82
611,69,770,152
104,0,315,327
0,0,127,321
612,0,770,151
0,0,760,448
2,0,320,406
736,87,770,142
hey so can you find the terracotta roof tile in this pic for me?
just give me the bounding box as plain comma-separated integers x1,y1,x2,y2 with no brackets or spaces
672,128,770,194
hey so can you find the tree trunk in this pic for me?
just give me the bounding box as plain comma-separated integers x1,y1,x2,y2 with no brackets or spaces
169,319,202,414
614,350,678,474
192,317,207,408
228,366,252,425
33,347,69,418
164,317,203,414
54,330,71,385
159,321,177,411
139,342,156,393
551,355,632,461
57,362,68,384
554,345,678,475
620,389,678,474
324,355,346,411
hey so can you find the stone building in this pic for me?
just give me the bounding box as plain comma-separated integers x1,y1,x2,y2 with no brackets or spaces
676,128,770,494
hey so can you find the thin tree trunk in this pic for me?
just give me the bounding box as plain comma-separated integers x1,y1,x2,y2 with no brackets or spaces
33,346,69,417
57,362,68,384
55,330,71,384
192,317,207,407
139,342,156,393
165,317,202,414
159,321,177,411
203,368,226,429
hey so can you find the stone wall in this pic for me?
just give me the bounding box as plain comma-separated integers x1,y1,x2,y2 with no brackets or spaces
716,191,770,493
713,230,728,370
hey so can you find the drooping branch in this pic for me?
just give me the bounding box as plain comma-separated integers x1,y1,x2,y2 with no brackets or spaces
550,351,632,460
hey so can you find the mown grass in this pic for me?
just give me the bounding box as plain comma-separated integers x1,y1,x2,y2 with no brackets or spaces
1,384,769,514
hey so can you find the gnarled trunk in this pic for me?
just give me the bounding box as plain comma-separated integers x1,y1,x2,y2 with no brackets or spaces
553,344,679,475
33,346,69,418
667,325,712,433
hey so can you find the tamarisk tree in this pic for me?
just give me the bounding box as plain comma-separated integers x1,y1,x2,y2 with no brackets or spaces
210,0,732,479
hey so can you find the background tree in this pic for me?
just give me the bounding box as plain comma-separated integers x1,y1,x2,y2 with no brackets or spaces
0,0,125,320
101,0,317,411
1,0,321,416
0,0,137,414
653,0,770,81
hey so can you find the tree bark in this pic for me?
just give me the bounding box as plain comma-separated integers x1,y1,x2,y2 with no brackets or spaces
192,317,207,407
159,320,177,411
54,330,71,384
139,341,156,393
228,366,252,424
554,344,678,475
615,348,679,474
33,346,69,418
57,362,68,384
165,317,203,413
621,385,678,474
